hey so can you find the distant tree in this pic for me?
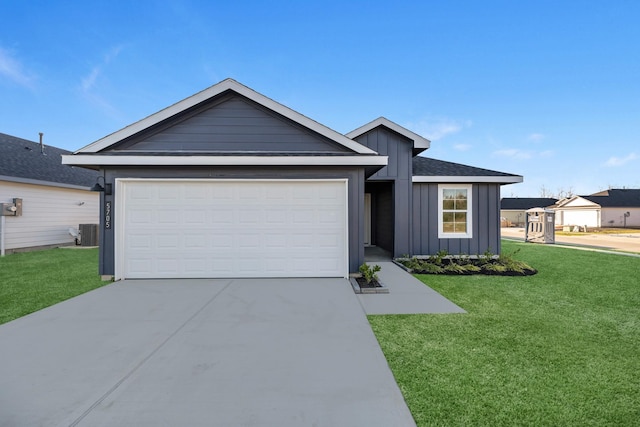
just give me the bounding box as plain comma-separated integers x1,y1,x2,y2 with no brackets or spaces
539,185,574,199
539,185,552,198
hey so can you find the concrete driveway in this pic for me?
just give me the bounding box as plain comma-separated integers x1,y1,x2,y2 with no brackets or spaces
0,279,416,426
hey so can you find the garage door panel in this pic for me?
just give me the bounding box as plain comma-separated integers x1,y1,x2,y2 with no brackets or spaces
128,233,152,249
118,180,347,279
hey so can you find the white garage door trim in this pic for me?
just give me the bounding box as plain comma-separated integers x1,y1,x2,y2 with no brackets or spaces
115,178,349,280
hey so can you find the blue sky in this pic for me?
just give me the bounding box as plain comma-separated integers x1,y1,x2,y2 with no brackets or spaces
1,1,639,197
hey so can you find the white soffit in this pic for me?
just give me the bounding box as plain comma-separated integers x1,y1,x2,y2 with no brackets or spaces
412,175,523,184
346,117,431,150
62,155,389,167
75,79,378,155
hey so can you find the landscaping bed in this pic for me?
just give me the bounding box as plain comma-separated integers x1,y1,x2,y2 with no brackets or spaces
395,249,537,276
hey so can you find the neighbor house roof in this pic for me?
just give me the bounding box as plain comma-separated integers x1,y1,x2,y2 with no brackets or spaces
0,133,99,189
411,156,523,184
501,198,558,210
582,189,640,208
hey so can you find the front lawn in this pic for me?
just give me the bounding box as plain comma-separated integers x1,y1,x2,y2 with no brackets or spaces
0,248,107,325
370,241,640,426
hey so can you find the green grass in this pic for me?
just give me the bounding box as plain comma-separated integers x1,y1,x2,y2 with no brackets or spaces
0,248,107,325
370,241,640,426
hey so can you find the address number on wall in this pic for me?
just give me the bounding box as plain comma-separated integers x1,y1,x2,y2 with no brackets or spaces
105,201,112,229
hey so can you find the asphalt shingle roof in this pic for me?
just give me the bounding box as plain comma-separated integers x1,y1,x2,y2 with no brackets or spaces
501,198,558,210
412,156,520,178
0,133,99,187
582,189,640,208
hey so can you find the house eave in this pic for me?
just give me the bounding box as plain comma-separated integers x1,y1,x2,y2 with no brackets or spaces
412,175,523,184
62,155,388,167
0,175,93,191
74,79,378,156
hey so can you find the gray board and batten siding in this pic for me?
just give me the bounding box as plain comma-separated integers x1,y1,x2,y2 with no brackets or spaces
413,182,502,256
96,166,367,277
352,125,504,257
108,94,353,154
352,126,414,257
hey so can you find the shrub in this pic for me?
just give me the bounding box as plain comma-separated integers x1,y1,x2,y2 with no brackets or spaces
444,263,468,274
419,263,445,274
359,263,381,284
395,249,537,276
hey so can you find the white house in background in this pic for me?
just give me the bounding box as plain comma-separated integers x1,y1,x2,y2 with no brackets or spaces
0,133,100,254
554,189,640,228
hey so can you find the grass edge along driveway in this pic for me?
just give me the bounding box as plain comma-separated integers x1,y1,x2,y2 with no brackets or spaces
0,248,106,325
370,240,640,426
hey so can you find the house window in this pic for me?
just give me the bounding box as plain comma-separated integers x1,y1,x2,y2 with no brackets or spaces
438,184,473,238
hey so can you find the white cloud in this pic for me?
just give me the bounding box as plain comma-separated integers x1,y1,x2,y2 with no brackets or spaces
527,133,545,142
79,45,125,118
0,47,35,88
493,149,533,160
403,117,470,141
603,153,638,167
80,45,123,94
81,67,100,92
493,147,555,160
454,143,472,151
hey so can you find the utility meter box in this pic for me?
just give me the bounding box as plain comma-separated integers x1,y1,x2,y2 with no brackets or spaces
1,199,22,216
525,208,555,244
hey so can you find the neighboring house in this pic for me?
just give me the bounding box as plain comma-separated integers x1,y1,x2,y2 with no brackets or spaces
0,133,100,253
63,79,522,280
554,189,640,228
500,198,558,227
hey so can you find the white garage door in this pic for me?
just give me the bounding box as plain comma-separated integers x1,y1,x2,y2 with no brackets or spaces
116,179,348,279
563,210,599,228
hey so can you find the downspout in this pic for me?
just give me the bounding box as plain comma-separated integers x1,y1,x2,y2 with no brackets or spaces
1,215,5,256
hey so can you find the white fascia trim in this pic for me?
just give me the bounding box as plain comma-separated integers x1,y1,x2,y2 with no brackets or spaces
346,117,431,149
413,175,523,184
62,154,388,167
75,79,378,155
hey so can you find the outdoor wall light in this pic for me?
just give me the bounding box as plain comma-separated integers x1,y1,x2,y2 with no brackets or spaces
91,176,112,195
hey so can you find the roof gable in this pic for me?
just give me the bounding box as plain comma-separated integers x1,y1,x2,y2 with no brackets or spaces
556,196,600,208
0,133,98,188
107,93,353,154
346,117,430,156
412,156,523,184
77,79,376,155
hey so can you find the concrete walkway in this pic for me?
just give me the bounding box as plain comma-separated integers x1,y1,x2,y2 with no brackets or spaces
0,279,416,426
362,246,466,315
359,261,466,315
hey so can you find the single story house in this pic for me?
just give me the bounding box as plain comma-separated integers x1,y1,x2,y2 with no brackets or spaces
553,189,640,228
63,79,522,280
500,198,558,227
0,133,100,254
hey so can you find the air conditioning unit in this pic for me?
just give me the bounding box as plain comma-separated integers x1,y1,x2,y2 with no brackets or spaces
79,224,99,246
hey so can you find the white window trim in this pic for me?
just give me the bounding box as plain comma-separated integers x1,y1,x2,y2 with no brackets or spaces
438,184,473,239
